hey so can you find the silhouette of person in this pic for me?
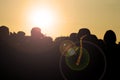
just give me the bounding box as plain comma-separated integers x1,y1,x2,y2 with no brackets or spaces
104,30,117,46
77,28,98,45
77,28,90,39
31,27,44,39
69,33,78,42
0,25,9,41
103,30,118,80
17,31,25,37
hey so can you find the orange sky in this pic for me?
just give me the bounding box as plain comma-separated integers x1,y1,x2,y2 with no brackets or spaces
0,0,120,42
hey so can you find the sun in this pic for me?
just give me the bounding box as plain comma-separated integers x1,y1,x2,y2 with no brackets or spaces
28,7,55,28
25,6,60,38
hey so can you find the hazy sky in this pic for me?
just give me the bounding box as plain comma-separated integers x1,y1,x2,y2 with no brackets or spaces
0,0,120,42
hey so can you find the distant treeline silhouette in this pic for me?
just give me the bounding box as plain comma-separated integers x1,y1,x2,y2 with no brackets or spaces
0,25,119,80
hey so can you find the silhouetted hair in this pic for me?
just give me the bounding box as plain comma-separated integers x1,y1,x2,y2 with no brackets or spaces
70,33,77,38
31,27,44,39
31,27,41,36
0,25,9,39
17,31,25,37
77,28,90,39
0,26,9,35
104,30,116,44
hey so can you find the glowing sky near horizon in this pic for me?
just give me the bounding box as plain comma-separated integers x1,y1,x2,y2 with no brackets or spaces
0,0,120,42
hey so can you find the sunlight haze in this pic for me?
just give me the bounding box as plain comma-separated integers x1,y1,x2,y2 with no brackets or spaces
0,0,120,42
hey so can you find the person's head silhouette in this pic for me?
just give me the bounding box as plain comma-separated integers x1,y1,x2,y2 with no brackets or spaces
31,27,44,39
104,30,116,45
17,31,25,37
0,25,9,39
77,28,90,39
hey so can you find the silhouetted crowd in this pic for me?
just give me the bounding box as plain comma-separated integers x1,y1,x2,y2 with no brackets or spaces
0,25,119,80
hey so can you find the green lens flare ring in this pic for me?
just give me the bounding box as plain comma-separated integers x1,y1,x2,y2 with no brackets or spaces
60,40,77,57
59,40,107,80
65,47,90,71
59,40,90,71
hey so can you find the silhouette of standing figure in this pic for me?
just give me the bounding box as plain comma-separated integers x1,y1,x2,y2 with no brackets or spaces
103,30,118,80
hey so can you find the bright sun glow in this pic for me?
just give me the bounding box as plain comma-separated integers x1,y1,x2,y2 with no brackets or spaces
28,7,55,28
26,6,60,38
